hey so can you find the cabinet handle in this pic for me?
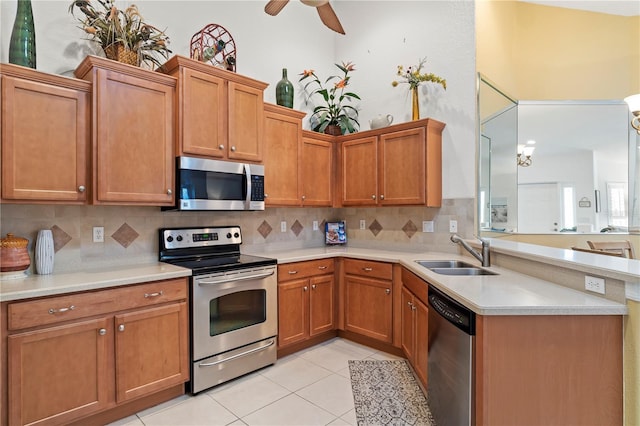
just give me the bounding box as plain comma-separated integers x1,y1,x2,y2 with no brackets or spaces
407,301,413,307
380,194,385,200
49,305,75,314
144,291,164,298
219,144,225,150
385,288,391,295
288,270,298,275
78,185,86,193
167,189,172,195
362,267,373,272
303,286,308,291
371,195,376,200
318,266,327,270
99,328,107,336
312,284,316,290
301,195,306,201
231,146,236,152
118,324,125,332
412,305,417,311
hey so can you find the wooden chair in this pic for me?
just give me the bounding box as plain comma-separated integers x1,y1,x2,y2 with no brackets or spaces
571,246,624,257
586,240,636,259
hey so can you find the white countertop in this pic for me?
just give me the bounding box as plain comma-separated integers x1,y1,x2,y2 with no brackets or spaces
0,263,192,302
244,245,629,316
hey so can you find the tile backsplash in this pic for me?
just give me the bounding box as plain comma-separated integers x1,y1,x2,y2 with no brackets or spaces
0,199,472,273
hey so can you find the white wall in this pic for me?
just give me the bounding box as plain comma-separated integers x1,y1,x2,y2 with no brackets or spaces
1,0,477,199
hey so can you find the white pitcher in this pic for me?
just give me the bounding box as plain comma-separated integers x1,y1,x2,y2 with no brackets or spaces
369,114,394,129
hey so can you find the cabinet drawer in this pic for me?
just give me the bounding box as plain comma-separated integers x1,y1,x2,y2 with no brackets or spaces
344,259,392,281
278,259,335,281
8,278,187,331
401,268,428,305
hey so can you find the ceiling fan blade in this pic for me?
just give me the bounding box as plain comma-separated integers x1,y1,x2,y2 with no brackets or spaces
265,0,290,16
316,3,345,34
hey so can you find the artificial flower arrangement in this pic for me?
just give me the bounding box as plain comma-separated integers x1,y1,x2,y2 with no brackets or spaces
392,57,446,91
69,0,171,69
299,62,360,135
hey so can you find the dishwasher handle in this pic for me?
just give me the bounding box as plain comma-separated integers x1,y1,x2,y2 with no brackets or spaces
428,285,475,335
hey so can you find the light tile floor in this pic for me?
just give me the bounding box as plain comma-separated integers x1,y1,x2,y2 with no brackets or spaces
108,338,404,426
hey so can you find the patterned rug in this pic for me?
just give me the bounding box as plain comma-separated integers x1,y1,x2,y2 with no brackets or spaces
348,359,435,425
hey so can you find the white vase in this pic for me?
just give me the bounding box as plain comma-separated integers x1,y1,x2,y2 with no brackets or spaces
35,229,54,274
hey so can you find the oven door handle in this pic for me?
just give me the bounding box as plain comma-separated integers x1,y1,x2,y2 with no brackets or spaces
197,339,275,368
197,270,275,286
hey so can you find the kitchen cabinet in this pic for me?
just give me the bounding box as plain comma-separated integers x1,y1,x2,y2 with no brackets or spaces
343,259,394,344
3,278,189,426
160,55,267,162
74,55,176,206
400,268,429,387
277,259,336,352
338,118,445,207
475,314,623,425
300,131,334,206
0,63,90,203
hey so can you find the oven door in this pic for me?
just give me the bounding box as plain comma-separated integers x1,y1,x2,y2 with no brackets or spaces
192,266,277,362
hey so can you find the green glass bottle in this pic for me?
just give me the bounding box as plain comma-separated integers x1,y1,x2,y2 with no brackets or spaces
276,68,294,108
9,0,36,69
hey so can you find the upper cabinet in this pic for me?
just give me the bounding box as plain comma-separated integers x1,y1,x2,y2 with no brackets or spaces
160,55,268,163
75,56,176,206
0,64,91,203
337,119,445,207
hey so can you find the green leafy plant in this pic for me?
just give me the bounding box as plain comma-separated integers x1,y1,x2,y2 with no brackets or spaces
299,62,360,135
69,0,171,69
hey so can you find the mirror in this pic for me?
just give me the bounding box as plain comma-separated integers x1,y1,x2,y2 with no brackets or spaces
478,73,634,236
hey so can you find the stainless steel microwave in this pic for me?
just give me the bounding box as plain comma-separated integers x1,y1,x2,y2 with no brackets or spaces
167,156,265,211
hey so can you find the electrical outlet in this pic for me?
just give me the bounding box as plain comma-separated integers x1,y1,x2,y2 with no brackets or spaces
93,226,104,243
585,275,605,294
359,219,366,230
313,221,319,231
449,220,458,233
280,221,287,233
422,221,434,233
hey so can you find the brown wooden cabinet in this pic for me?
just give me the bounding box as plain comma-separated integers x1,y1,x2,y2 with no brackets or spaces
301,131,334,206
74,55,176,206
338,119,445,207
400,268,429,387
4,278,189,426
160,55,267,163
0,63,91,203
277,259,336,351
343,259,394,343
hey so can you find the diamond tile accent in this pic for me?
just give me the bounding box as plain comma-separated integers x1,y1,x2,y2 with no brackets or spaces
51,225,72,252
258,220,273,239
402,220,418,238
111,223,139,248
291,220,304,237
368,219,383,237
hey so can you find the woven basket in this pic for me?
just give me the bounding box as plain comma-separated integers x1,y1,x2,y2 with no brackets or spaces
104,43,139,66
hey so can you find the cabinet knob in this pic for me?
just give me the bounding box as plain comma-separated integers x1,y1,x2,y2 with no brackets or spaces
385,288,391,295
412,305,417,311
303,286,308,292
371,195,376,200
99,328,107,336
78,185,86,193
231,146,236,152
118,324,125,332
380,194,385,200
219,144,225,150
264,194,269,198
301,195,306,201
167,189,172,195
407,301,413,307
312,284,316,290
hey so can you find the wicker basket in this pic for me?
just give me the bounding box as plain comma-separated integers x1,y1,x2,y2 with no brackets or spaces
104,43,139,66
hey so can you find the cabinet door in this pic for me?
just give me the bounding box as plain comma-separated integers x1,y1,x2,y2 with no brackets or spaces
379,127,426,205
341,137,378,206
401,287,415,362
179,67,226,158
309,274,335,336
1,76,89,202
301,135,333,206
344,275,393,343
278,278,310,348
228,82,264,162
263,109,302,205
114,302,189,403
8,318,110,426
413,297,429,386
94,68,174,205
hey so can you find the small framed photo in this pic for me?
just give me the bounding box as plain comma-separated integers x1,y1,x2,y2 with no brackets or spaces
325,221,347,245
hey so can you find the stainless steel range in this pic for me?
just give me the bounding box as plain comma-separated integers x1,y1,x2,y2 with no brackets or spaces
159,226,277,394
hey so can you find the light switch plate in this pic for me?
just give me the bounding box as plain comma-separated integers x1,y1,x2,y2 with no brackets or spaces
313,221,319,231
280,221,287,233
359,219,366,230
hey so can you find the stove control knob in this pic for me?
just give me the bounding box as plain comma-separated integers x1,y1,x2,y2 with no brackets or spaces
166,236,174,243
234,232,240,238
226,233,232,239
176,235,183,242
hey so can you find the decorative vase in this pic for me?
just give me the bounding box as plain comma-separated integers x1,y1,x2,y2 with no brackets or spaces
324,124,343,136
9,0,36,69
411,86,420,120
276,68,294,108
35,229,54,275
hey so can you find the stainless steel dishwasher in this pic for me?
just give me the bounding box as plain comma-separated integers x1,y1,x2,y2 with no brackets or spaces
427,285,475,426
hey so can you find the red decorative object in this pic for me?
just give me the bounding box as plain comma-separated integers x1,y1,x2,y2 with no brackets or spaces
189,24,237,72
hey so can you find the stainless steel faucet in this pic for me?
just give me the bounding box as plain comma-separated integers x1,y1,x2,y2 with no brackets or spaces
450,234,491,267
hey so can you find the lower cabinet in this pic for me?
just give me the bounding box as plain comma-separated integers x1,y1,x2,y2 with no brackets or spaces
4,278,189,426
400,268,429,387
343,259,394,344
277,259,336,350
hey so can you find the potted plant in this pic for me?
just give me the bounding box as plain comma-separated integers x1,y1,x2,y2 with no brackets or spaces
69,0,171,69
299,61,360,135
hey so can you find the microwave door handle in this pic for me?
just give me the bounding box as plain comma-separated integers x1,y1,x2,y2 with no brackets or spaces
244,164,252,208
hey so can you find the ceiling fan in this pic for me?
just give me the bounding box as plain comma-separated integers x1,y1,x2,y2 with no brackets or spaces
264,0,345,35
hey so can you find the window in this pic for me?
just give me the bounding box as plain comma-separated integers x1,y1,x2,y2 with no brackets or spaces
606,182,628,227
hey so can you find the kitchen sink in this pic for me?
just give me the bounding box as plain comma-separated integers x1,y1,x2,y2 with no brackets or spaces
415,260,498,276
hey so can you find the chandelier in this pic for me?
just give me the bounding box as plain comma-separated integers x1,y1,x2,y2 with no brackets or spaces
517,141,535,167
